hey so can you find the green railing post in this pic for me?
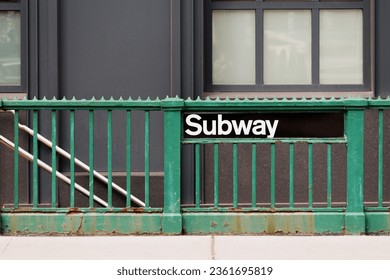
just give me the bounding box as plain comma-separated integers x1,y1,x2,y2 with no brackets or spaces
345,108,365,235
162,97,184,234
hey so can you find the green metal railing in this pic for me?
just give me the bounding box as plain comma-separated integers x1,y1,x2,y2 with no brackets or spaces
182,98,351,211
189,142,344,211
2,98,161,210
0,97,390,235
0,98,175,234
365,100,390,211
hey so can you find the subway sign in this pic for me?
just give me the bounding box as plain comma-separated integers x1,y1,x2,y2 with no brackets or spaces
183,112,344,139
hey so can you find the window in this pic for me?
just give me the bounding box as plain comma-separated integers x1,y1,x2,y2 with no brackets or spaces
204,0,372,94
0,0,26,93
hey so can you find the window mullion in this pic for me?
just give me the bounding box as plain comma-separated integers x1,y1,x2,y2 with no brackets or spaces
0,3,21,11
312,8,320,86
256,8,263,87
204,0,213,91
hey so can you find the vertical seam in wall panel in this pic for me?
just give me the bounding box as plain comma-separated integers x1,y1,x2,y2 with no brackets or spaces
31,0,40,98
371,0,375,94
170,0,173,97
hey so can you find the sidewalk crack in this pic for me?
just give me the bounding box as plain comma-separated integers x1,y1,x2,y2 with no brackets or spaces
1,238,12,258
211,235,216,260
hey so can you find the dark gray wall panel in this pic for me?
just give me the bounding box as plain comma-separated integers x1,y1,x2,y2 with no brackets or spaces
56,0,171,174
59,0,170,99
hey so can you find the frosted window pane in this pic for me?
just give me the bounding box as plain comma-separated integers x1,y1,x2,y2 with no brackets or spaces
264,10,312,85
0,11,20,86
320,10,363,84
212,10,256,85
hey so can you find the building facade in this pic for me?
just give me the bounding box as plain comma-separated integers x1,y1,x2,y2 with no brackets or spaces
0,0,389,235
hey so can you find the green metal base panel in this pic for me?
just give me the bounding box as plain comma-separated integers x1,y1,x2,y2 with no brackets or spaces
345,213,366,235
3,212,388,235
365,213,390,234
182,213,345,234
1,213,163,235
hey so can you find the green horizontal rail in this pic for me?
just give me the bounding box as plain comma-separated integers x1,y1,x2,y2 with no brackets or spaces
182,207,345,213
2,97,162,110
5,96,390,111
0,207,163,214
184,97,369,111
182,138,347,144
368,97,390,107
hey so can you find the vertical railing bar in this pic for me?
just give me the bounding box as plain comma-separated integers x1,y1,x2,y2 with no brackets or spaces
308,143,313,208
327,144,332,208
126,110,131,208
270,143,276,208
378,109,384,208
32,110,39,208
252,143,257,208
13,110,19,208
289,143,294,208
214,143,219,207
195,143,201,208
89,110,94,208
144,110,150,208
69,110,76,208
107,110,113,208
51,110,57,208
233,143,238,208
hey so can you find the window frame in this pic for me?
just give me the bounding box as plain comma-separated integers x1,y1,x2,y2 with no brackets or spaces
204,0,373,94
0,0,27,94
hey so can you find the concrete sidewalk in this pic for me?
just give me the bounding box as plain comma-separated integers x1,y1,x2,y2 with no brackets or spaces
1,236,390,260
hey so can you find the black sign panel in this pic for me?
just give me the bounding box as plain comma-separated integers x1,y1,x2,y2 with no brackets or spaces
183,112,344,138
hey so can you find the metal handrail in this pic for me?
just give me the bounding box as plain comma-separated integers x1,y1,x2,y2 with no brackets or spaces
4,110,145,207
0,135,108,207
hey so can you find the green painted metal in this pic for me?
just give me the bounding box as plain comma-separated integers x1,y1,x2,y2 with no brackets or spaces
378,109,384,208
251,144,257,208
2,97,162,110
13,110,19,208
308,143,313,208
327,144,332,208
51,110,57,208
126,110,131,208
70,110,75,208
195,143,201,208
182,138,347,144
1,207,162,214
365,212,390,234
183,97,368,112
270,144,276,208
0,213,163,235
107,110,113,208
2,97,390,235
233,143,238,208
289,143,294,208
214,143,219,207
144,111,150,209
345,109,365,235
182,212,345,235
89,110,94,208
161,98,183,234
32,110,38,208
182,207,344,213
